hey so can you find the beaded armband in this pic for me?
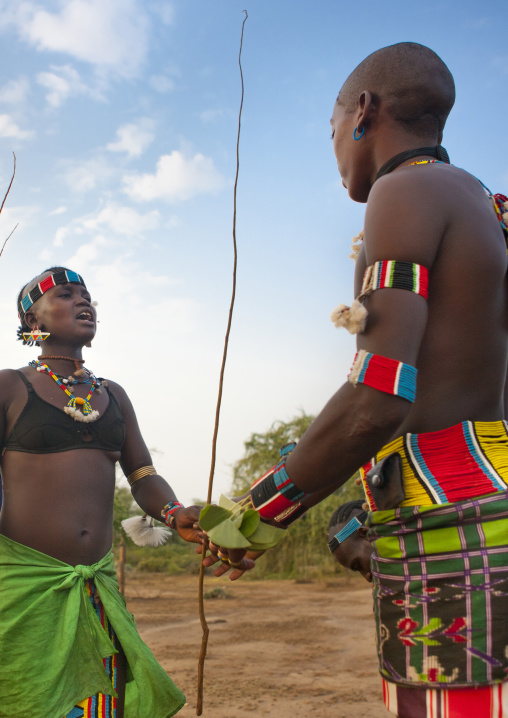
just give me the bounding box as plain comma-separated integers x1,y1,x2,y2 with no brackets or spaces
331,261,429,336
251,443,309,523
328,517,362,552
161,501,185,529
348,350,417,403
360,261,428,299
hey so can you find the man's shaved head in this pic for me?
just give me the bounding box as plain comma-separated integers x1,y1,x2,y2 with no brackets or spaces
338,42,455,139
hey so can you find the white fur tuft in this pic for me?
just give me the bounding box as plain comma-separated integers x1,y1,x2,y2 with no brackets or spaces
121,515,171,547
330,299,368,334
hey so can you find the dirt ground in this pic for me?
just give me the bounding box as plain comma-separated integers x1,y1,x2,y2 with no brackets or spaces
126,572,388,718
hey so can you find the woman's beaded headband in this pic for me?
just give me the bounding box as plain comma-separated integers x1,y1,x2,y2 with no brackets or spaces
328,516,362,552
19,269,86,316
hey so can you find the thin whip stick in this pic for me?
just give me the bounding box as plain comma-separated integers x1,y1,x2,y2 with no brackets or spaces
0,154,17,259
196,10,248,716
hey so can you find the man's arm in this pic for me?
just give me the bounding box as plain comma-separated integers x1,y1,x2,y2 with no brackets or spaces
287,169,446,495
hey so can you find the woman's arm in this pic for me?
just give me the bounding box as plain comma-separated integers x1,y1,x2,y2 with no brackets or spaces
108,380,203,543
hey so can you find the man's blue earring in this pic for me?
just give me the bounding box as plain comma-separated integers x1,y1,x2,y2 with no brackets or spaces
353,126,365,140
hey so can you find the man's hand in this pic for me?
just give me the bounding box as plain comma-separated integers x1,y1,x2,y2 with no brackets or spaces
198,541,263,580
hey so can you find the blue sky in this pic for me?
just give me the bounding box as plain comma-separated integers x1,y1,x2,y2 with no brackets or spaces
0,0,506,505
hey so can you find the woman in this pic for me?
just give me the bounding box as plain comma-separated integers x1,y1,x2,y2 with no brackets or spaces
0,266,201,718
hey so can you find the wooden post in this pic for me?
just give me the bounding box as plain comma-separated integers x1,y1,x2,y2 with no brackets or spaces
118,534,126,595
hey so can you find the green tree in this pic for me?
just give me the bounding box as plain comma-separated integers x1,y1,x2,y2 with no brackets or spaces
232,412,315,495
231,412,364,578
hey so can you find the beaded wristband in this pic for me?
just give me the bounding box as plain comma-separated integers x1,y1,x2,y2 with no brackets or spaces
348,350,417,403
251,443,309,521
328,517,362,553
161,501,185,529
361,261,428,299
127,465,157,486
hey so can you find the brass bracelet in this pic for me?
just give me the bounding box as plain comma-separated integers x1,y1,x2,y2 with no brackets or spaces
127,465,157,486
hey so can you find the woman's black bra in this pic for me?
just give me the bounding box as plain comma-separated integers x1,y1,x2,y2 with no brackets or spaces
2,371,126,454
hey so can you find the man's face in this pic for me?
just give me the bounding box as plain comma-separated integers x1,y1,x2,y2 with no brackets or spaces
331,515,373,582
330,101,354,189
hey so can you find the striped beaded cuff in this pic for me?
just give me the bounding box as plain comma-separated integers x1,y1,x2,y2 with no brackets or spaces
348,350,417,402
251,443,309,521
328,517,362,553
361,261,428,299
161,501,185,529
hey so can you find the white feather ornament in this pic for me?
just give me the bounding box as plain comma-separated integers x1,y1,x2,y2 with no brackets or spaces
121,515,171,547
330,299,368,334
63,407,100,422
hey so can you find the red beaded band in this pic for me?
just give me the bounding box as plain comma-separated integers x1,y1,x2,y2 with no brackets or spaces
348,350,417,402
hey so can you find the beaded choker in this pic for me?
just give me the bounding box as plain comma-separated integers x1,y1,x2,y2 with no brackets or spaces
375,145,450,181
29,359,101,422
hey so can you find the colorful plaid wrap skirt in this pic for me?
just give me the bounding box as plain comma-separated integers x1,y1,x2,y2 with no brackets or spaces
368,490,508,716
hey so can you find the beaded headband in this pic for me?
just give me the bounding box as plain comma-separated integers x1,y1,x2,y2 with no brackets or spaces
19,269,86,316
328,516,362,553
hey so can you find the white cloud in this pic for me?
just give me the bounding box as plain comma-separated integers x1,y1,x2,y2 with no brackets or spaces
123,150,225,203
82,203,160,236
37,64,94,108
48,206,67,216
53,202,160,248
0,77,30,105
65,234,110,269
149,75,176,94
0,0,150,78
0,114,34,140
63,157,115,194
106,120,155,157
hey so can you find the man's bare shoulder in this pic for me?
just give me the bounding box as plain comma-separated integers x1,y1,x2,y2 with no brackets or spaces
363,164,486,267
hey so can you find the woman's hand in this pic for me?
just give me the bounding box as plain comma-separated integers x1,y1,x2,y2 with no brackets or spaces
174,506,205,544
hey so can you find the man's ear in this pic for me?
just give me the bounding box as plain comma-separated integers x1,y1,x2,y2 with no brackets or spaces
356,90,376,133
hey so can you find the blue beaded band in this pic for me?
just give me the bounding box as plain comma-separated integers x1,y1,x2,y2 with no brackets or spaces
328,516,362,552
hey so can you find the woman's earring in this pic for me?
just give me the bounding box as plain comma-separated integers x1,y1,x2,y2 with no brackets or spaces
353,126,365,141
22,325,50,343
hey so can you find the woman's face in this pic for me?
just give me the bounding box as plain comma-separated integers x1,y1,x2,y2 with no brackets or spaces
26,272,96,344
331,515,373,582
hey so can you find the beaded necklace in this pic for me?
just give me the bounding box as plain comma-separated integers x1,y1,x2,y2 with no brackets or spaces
29,359,101,423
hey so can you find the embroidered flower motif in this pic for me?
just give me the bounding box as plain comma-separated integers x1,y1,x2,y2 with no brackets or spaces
397,617,443,647
408,657,459,684
443,617,468,644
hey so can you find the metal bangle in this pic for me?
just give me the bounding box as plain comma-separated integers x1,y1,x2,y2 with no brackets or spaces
127,465,157,486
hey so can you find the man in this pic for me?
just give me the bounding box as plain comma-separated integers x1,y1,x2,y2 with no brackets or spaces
208,43,508,716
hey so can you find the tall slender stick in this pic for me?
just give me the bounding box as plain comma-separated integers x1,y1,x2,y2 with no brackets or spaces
0,154,17,259
196,10,248,715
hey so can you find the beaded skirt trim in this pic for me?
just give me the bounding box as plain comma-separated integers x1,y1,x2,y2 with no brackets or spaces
361,420,508,511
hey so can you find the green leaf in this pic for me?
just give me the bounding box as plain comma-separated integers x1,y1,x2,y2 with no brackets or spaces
199,504,232,532
218,494,237,510
207,519,251,549
239,509,260,538
247,521,285,550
